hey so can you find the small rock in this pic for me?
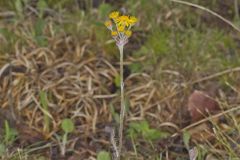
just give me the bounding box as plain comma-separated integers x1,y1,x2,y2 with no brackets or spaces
188,90,220,122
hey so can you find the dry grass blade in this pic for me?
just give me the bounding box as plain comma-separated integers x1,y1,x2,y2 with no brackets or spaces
172,105,240,137
169,0,240,33
0,35,122,156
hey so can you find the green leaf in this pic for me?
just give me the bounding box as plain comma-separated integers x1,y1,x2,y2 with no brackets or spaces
109,104,120,123
196,145,207,160
183,130,191,150
125,98,130,114
144,129,169,141
0,28,16,41
0,144,6,156
129,63,142,73
127,127,138,139
34,18,45,36
129,122,142,133
4,120,18,144
40,91,48,109
40,91,50,133
37,0,48,18
0,28,19,51
140,121,150,132
114,74,121,87
129,121,149,133
35,36,48,47
34,19,48,47
15,0,23,16
97,151,111,160
98,3,112,18
128,120,169,141
61,119,75,133
37,0,48,10
4,120,10,143
113,113,120,124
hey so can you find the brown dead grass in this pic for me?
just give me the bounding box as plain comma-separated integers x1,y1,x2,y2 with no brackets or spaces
0,31,182,158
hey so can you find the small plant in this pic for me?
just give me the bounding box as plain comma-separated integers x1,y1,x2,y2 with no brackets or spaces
34,0,48,47
183,130,195,160
3,120,18,145
97,151,111,160
105,11,137,159
39,91,50,134
183,130,191,151
55,118,75,156
14,0,24,19
37,0,48,19
127,120,169,141
127,120,169,154
0,120,18,157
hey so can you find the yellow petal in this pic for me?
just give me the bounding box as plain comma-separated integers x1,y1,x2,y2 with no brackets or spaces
111,31,118,36
109,11,119,19
128,16,138,25
116,15,130,27
125,30,132,37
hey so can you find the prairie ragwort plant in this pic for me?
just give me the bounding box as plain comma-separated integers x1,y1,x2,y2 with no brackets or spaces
105,11,137,158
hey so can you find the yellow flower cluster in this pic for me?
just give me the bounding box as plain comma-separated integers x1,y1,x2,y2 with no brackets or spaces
109,12,137,27
105,11,137,41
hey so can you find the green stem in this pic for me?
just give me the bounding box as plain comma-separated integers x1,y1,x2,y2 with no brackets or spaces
118,44,124,159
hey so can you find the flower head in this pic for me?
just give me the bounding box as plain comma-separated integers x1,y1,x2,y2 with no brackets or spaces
109,11,119,20
105,11,137,47
104,20,112,30
128,16,138,25
124,30,132,37
116,15,130,27
117,25,125,32
104,20,112,27
111,31,118,37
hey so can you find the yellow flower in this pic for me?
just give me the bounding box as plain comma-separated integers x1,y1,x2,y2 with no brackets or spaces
104,20,112,27
105,11,136,43
125,30,132,37
128,16,138,25
109,11,119,20
116,15,130,26
117,25,125,32
111,31,118,37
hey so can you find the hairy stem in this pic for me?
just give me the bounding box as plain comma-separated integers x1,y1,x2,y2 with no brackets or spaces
61,132,68,156
111,127,119,159
8,57,16,121
118,45,124,159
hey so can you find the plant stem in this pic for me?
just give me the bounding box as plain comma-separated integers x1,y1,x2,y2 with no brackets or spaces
118,44,124,159
61,132,68,156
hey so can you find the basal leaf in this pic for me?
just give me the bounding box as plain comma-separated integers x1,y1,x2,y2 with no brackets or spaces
97,151,111,160
61,119,75,133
